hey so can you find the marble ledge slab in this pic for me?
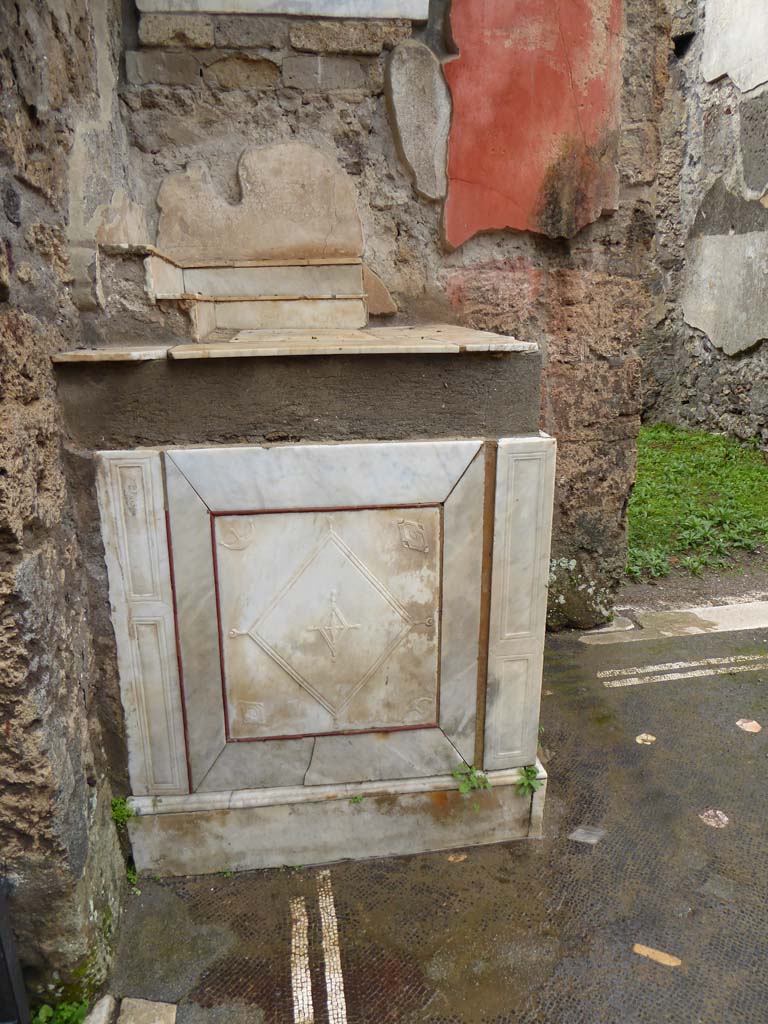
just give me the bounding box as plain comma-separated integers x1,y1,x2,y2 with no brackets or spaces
52,327,539,363
137,0,429,18
128,761,547,816
52,345,171,363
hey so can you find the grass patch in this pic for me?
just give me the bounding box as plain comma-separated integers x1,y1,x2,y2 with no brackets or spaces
627,424,768,581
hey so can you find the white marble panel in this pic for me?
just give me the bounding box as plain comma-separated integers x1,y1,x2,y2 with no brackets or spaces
129,772,530,875
164,457,225,789
212,297,367,331
183,264,363,298
166,440,481,511
190,300,216,341
196,739,315,792
145,255,183,301
305,727,461,785
216,507,440,739
702,0,768,92
439,450,485,762
96,451,188,796
138,0,429,17
484,436,556,771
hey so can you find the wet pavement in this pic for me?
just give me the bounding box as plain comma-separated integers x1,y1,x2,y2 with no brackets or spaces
111,626,768,1023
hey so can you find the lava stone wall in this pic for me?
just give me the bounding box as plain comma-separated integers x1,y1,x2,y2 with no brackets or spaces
0,0,125,998
645,0,768,442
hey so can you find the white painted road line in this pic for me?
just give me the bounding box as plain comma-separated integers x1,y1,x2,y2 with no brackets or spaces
317,870,348,1024
290,897,314,1024
598,653,768,681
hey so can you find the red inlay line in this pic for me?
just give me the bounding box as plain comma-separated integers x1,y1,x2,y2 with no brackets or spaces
228,721,440,743
211,503,443,746
210,501,441,517
165,508,193,793
210,512,233,742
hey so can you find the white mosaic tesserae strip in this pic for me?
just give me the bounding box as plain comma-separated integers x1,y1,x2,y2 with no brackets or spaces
317,871,348,1024
599,653,768,689
290,897,314,1024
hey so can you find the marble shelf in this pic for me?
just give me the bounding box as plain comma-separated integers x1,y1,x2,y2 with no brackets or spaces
52,325,539,363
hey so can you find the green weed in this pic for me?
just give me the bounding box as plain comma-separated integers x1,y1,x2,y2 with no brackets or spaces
110,796,134,829
33,1002,89,1024
515,766,543,798
627,424,768,581
126,864,141,895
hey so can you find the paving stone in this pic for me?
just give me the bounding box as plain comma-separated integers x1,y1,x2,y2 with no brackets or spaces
567,825,606,845
386,40,450,201
139,14,214,48
118,1000,176,1024
84,995,117,1024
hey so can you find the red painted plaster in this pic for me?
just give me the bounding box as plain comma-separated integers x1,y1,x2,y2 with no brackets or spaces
443,0,622,247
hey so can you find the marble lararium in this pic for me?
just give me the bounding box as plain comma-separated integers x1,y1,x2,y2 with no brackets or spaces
96,437,555,871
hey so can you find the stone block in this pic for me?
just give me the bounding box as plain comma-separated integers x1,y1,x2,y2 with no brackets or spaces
156,143,364,262
289,19,411,55
281,54,367,93
213,15,290,48
363,265,397,314
202,54,279,90
386,40,450,201
84,995,118,1024
125,50,201,86
543,359,641,441
0,241,9,302
139,14,214,48
683,232,768,355
620,122,660,187
118,1000,176,1024
702,0,768,92
740,90,768,195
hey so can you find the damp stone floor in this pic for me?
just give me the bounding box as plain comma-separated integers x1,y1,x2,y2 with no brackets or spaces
109,625,768,1023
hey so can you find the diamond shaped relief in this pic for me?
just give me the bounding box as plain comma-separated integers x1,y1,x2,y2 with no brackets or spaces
231,524,412,715
216,507,440,740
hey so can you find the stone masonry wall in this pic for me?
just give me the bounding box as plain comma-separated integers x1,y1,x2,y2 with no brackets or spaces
0,0,125,997
644,0,768,443
117,0,669,629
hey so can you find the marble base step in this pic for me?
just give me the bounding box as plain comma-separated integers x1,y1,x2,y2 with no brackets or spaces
128,763,547,876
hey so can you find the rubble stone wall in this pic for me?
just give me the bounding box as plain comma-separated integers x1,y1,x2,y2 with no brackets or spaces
0,0,125,997
645,0,768,443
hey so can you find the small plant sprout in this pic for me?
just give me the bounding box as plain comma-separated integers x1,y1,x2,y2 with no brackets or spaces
349,794,364,805
516,765,543,798
126,864,141,895
452,763,491,810
111,796,135,829
32,1002,89,1024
